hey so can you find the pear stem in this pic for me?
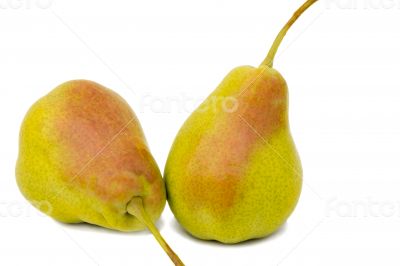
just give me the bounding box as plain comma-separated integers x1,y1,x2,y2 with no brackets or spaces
261,0,319,67
127,197,185,266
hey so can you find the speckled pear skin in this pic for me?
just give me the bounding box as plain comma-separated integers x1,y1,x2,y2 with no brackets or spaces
16,80,165,231
165,66,302,243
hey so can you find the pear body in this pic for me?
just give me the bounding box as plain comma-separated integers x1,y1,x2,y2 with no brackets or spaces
16,80,165,231
165,66,302,243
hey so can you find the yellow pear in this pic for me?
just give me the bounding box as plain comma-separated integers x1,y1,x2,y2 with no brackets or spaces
165,0,318,243
16,80,183,265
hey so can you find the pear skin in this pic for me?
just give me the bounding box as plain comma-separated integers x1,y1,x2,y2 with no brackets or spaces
165,67,302,243
16,80,183,265
165,0,318,243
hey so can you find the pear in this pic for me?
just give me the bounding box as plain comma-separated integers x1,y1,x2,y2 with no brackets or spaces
164,0,318,243
16,80,183,265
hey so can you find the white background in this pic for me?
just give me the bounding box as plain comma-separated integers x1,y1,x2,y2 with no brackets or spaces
1,0,400,265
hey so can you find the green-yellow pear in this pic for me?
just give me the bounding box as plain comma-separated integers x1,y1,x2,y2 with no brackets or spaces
16,80,183,265
165,0,318,243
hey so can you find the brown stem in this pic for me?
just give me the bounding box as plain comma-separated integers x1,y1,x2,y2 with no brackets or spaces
261,0,319,67
127,197,185,266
